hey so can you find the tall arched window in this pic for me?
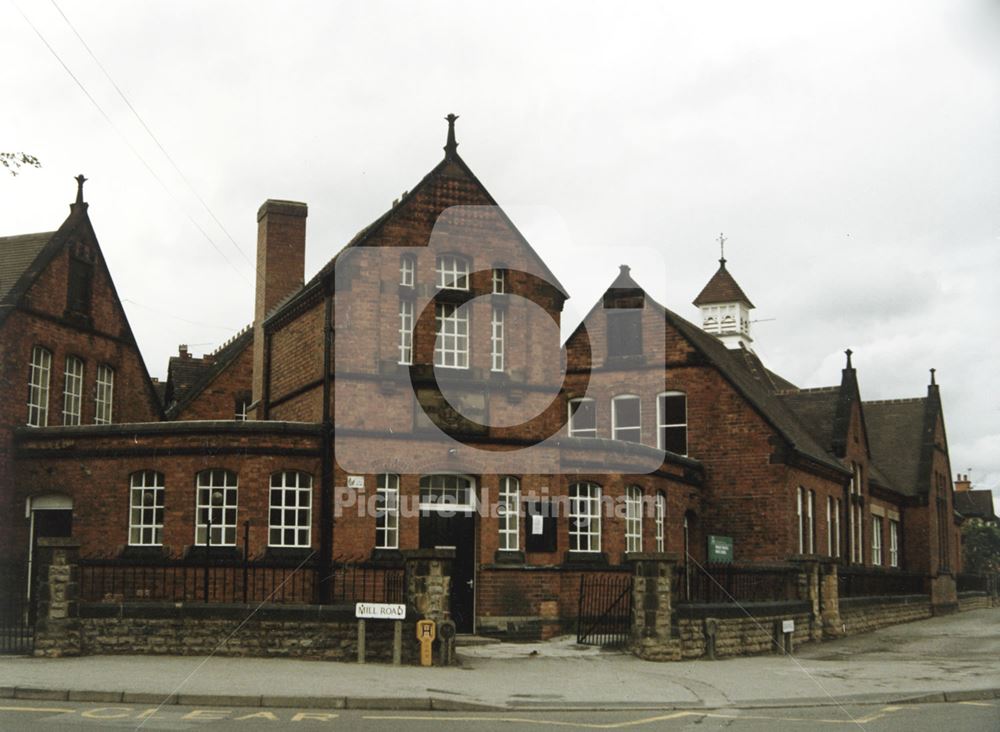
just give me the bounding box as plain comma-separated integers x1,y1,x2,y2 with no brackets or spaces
269,471,312,548
376,473,400,549
657,391,687,455
27,346,52,427
62,356,84,425
625,485,643,553
195,469,238,546
655,491,666,553
498,477,520,551
569,482,602,553
129,470,164,546
611,395,641,443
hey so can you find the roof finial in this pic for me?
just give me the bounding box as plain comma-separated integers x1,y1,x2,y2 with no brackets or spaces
718,232,727,266
930,367,936,386
74,174,87,205
845,348,853,369
444,113,459,159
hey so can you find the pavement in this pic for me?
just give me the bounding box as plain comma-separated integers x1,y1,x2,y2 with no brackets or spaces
0,608,998,712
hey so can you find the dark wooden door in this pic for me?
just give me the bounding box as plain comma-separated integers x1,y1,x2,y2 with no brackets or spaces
419,509,475,633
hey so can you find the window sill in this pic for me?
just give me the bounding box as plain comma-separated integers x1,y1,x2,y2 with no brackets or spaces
562,551,608,567
493,550,526,564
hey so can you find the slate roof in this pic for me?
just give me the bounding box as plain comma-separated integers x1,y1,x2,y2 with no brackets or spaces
0,231,55,302
164,326,253,417
692,258,755,308
776,388,840,450
955,490,998,522
862,399,927,497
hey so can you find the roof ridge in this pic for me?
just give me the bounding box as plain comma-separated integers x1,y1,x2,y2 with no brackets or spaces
864,397,926,405
211,323,252,355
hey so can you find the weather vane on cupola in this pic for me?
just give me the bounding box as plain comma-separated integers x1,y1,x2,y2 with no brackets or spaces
718,232,727,266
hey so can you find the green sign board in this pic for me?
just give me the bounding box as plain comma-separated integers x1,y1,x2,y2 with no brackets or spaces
707,535,733,563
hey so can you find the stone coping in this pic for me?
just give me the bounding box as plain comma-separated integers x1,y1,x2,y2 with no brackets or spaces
79,601,417,622
674,600,810,620
838,594,929,609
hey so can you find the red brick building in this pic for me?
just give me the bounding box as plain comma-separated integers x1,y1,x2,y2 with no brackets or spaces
0,122,964,637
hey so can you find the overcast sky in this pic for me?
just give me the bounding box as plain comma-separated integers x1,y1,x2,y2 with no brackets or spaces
3,1,998,505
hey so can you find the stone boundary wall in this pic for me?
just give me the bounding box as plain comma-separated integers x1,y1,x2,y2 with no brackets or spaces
838,595,932,636
957,592,991,612
79,603,420,663
675,602,811,659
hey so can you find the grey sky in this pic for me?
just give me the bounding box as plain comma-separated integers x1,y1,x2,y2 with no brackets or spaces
3,1,998,505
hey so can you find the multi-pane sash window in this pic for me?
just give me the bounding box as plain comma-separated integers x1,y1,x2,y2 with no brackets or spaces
195,469,238,546
376,473,400,549
400,255,415,287
419,474,473,508
568,398,596,437
797,487,805,553
436,255,469,290
826,496,833,556
491,307,505,372
62,356,84,425
27,346,52,427
657,392,687,455
889,519,899,567
399,300,414,364
612,395,641,443
492,268,506,294
655,492,666,552
498,476,520,551
872,515,883,566
854,504,864,563
269,471,312,547
129,470,164,546
569,482,601,552
625,485,643,553
834,497,842,557
95,364,114,424
807,489,815,554
434,303,469,368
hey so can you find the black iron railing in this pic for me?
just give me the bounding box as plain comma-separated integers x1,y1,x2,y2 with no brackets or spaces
837,566,926,598
0,566,33,655
676,563,799,604
576,571,633,647
956,573,994,594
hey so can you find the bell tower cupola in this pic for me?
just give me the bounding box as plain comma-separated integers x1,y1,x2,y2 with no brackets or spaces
693,234,755,350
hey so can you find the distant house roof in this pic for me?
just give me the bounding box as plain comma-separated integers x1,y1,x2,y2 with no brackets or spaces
692,258,755,308
164,326,253,417
955,490,998,522
0,231,54,302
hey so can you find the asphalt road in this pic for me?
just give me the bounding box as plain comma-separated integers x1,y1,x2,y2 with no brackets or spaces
0,699,998,731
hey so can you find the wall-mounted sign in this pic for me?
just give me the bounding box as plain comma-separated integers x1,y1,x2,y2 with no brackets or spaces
355,602,406,620
707,535,733,563
347,475,365,490
782,619,795,633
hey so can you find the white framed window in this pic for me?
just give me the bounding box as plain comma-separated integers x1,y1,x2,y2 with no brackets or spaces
27,346,52,427
62,356,84,426
889,519,899,568
434,303,469,369
129,470,164,546
807,489,815,554
419,474,474,509
491,307,505,372
655,491,666,552
398,299,414,365
492,268,506,294
195,469,238,546
498,476,520,551
656,391,687,455
834,497,842,558
568,397,596,437
269,471,312,547
436,255,469,290
797,487,804,553
826,496,833,556
611,395,641,443
872,515,883,566
376,473,400,550
569,482,601,553
400,254,415,287
95,364,114,424
625,485,643,553
234,394,251,421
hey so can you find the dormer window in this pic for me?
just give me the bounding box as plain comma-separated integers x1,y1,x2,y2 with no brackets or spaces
436,255,469,290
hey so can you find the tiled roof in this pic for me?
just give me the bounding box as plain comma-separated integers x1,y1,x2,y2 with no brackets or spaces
0,231,55,301
692,259,755,308
164,326,253,416
863,399,927,497
777,388,840,450
955,490,997,522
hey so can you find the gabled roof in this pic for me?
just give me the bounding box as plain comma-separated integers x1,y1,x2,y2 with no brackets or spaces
265,137,568,328
955,490,998,522
692,258,755,308
863,398,927,497
165,326,253,417
0,231,55,302
565,267,847,477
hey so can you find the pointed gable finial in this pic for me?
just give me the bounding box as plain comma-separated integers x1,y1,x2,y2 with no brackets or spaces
444,113,459,159
930,367,936,386
718,232,727,266
845,348,853,369
74,174,88,205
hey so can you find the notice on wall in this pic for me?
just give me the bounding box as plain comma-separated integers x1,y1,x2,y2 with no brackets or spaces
531,513,544,535
347,475,365,490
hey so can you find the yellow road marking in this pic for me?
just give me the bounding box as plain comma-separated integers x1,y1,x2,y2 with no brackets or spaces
0,705,74,713
958,701,996,707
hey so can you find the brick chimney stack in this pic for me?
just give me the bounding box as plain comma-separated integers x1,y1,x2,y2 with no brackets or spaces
954,473,972,492
252,199,308,418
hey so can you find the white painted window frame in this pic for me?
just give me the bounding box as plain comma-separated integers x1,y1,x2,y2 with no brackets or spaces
129,470,164,546
195,469,238,546
569,482,601,553
269,471,313,548
62,355,84,426
27,346,51,427
611,394,641,443
376,473,400,550
95,364,114,424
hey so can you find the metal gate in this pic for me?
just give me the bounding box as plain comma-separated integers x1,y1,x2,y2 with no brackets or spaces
0,568,33,655
576,572,633,648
